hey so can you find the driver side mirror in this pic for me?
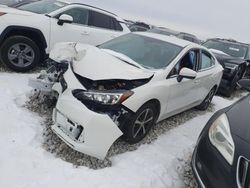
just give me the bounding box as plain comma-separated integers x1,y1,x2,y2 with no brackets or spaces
58,14,73,26
238,79,250,92
177,68,197,82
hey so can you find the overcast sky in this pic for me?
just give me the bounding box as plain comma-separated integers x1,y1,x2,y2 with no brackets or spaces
78,0,250,43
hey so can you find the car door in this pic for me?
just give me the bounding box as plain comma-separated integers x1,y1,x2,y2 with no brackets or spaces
195,50,216,101
86,10,125,45
49,7,90,50
165,49,200,115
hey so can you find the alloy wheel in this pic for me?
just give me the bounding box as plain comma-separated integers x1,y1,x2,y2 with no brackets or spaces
132,108,154,139
7,43,35,68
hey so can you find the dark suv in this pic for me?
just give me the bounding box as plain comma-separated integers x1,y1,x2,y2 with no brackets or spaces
203,39,250,97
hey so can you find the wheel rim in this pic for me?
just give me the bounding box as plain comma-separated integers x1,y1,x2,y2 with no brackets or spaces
132,108,154,139
7,43,35,68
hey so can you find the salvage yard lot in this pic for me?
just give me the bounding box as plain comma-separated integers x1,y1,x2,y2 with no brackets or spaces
0,72,244,188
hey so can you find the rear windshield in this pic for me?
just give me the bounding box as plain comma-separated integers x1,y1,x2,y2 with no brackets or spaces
18,0,67,14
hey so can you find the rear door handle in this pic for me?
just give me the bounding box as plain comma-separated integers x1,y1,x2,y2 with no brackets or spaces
194,80,200,84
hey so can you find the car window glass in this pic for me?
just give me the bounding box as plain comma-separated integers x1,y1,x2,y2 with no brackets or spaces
199,51,213,70
169,50,197,77
56,8,89,25
99,33,183,69
18,0,67,14
88,10,115,30
112,18,123,31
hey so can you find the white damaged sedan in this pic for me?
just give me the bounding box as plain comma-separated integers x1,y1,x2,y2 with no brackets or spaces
30,32,223,159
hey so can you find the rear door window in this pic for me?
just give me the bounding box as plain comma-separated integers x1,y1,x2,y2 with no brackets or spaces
88,10,122,31
199,51,214,70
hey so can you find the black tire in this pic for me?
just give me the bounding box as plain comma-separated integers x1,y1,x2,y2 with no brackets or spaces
225,68,242,97
0,36,41,72
196,87,216,111
123,103,158,144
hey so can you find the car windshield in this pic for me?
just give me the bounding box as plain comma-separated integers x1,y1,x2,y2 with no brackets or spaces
204,40,248,59
99,33,183,69
18,0,67,14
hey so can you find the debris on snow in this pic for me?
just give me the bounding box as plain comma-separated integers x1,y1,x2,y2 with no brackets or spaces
25,91,215,169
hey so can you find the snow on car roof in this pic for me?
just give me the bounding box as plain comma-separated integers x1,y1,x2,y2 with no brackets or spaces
138,31,199,48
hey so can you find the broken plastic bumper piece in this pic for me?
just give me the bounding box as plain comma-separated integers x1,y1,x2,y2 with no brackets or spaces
51,89,123,160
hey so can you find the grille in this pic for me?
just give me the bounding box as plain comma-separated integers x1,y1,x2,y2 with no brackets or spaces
237,156,250,188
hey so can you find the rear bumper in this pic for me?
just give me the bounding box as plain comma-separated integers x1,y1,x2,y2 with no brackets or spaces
52,89,123,159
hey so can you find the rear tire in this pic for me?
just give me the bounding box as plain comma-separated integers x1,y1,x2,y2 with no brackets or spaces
0,36,41,72
196,87,216,111
123,103,158,144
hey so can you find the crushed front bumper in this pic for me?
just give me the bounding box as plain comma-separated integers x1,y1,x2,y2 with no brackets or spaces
29,61,124,159
52,88,123,160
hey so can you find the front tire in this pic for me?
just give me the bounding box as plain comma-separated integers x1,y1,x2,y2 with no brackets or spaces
196,87,216,111
123,103,158,144
0,36,41,72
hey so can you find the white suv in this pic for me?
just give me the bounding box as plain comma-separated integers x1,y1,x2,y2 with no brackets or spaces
0,0,130,72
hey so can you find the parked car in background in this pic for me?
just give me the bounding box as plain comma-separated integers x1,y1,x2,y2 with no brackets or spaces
203,38,250,97
0,0,130,72
148,27,179,36
29,32,223,159
148,27,201,43
177,32,200,44
129,22,151,32
192,79,250,188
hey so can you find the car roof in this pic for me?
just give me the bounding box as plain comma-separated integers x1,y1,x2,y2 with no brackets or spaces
57,0,118,17
137,32,198,48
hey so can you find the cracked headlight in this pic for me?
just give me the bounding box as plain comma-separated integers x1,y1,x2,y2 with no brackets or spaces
73,90,134,105
209,113,235,165
224,62,238,70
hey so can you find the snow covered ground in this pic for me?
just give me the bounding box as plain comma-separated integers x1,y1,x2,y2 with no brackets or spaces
0,72,244,188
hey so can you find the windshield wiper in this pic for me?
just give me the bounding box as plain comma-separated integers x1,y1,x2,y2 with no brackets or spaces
115,57,141,68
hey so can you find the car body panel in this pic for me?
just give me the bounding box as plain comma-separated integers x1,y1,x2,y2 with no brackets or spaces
227,94,250,143
33,33,223,158
192,94,250,188
51,66,123,160
0,3,129,54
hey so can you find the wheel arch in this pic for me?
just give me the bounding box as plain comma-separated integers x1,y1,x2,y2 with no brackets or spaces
142,99,161,121
0,26,47,57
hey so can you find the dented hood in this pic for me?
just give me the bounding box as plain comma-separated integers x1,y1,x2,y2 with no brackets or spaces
50,42,154,80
